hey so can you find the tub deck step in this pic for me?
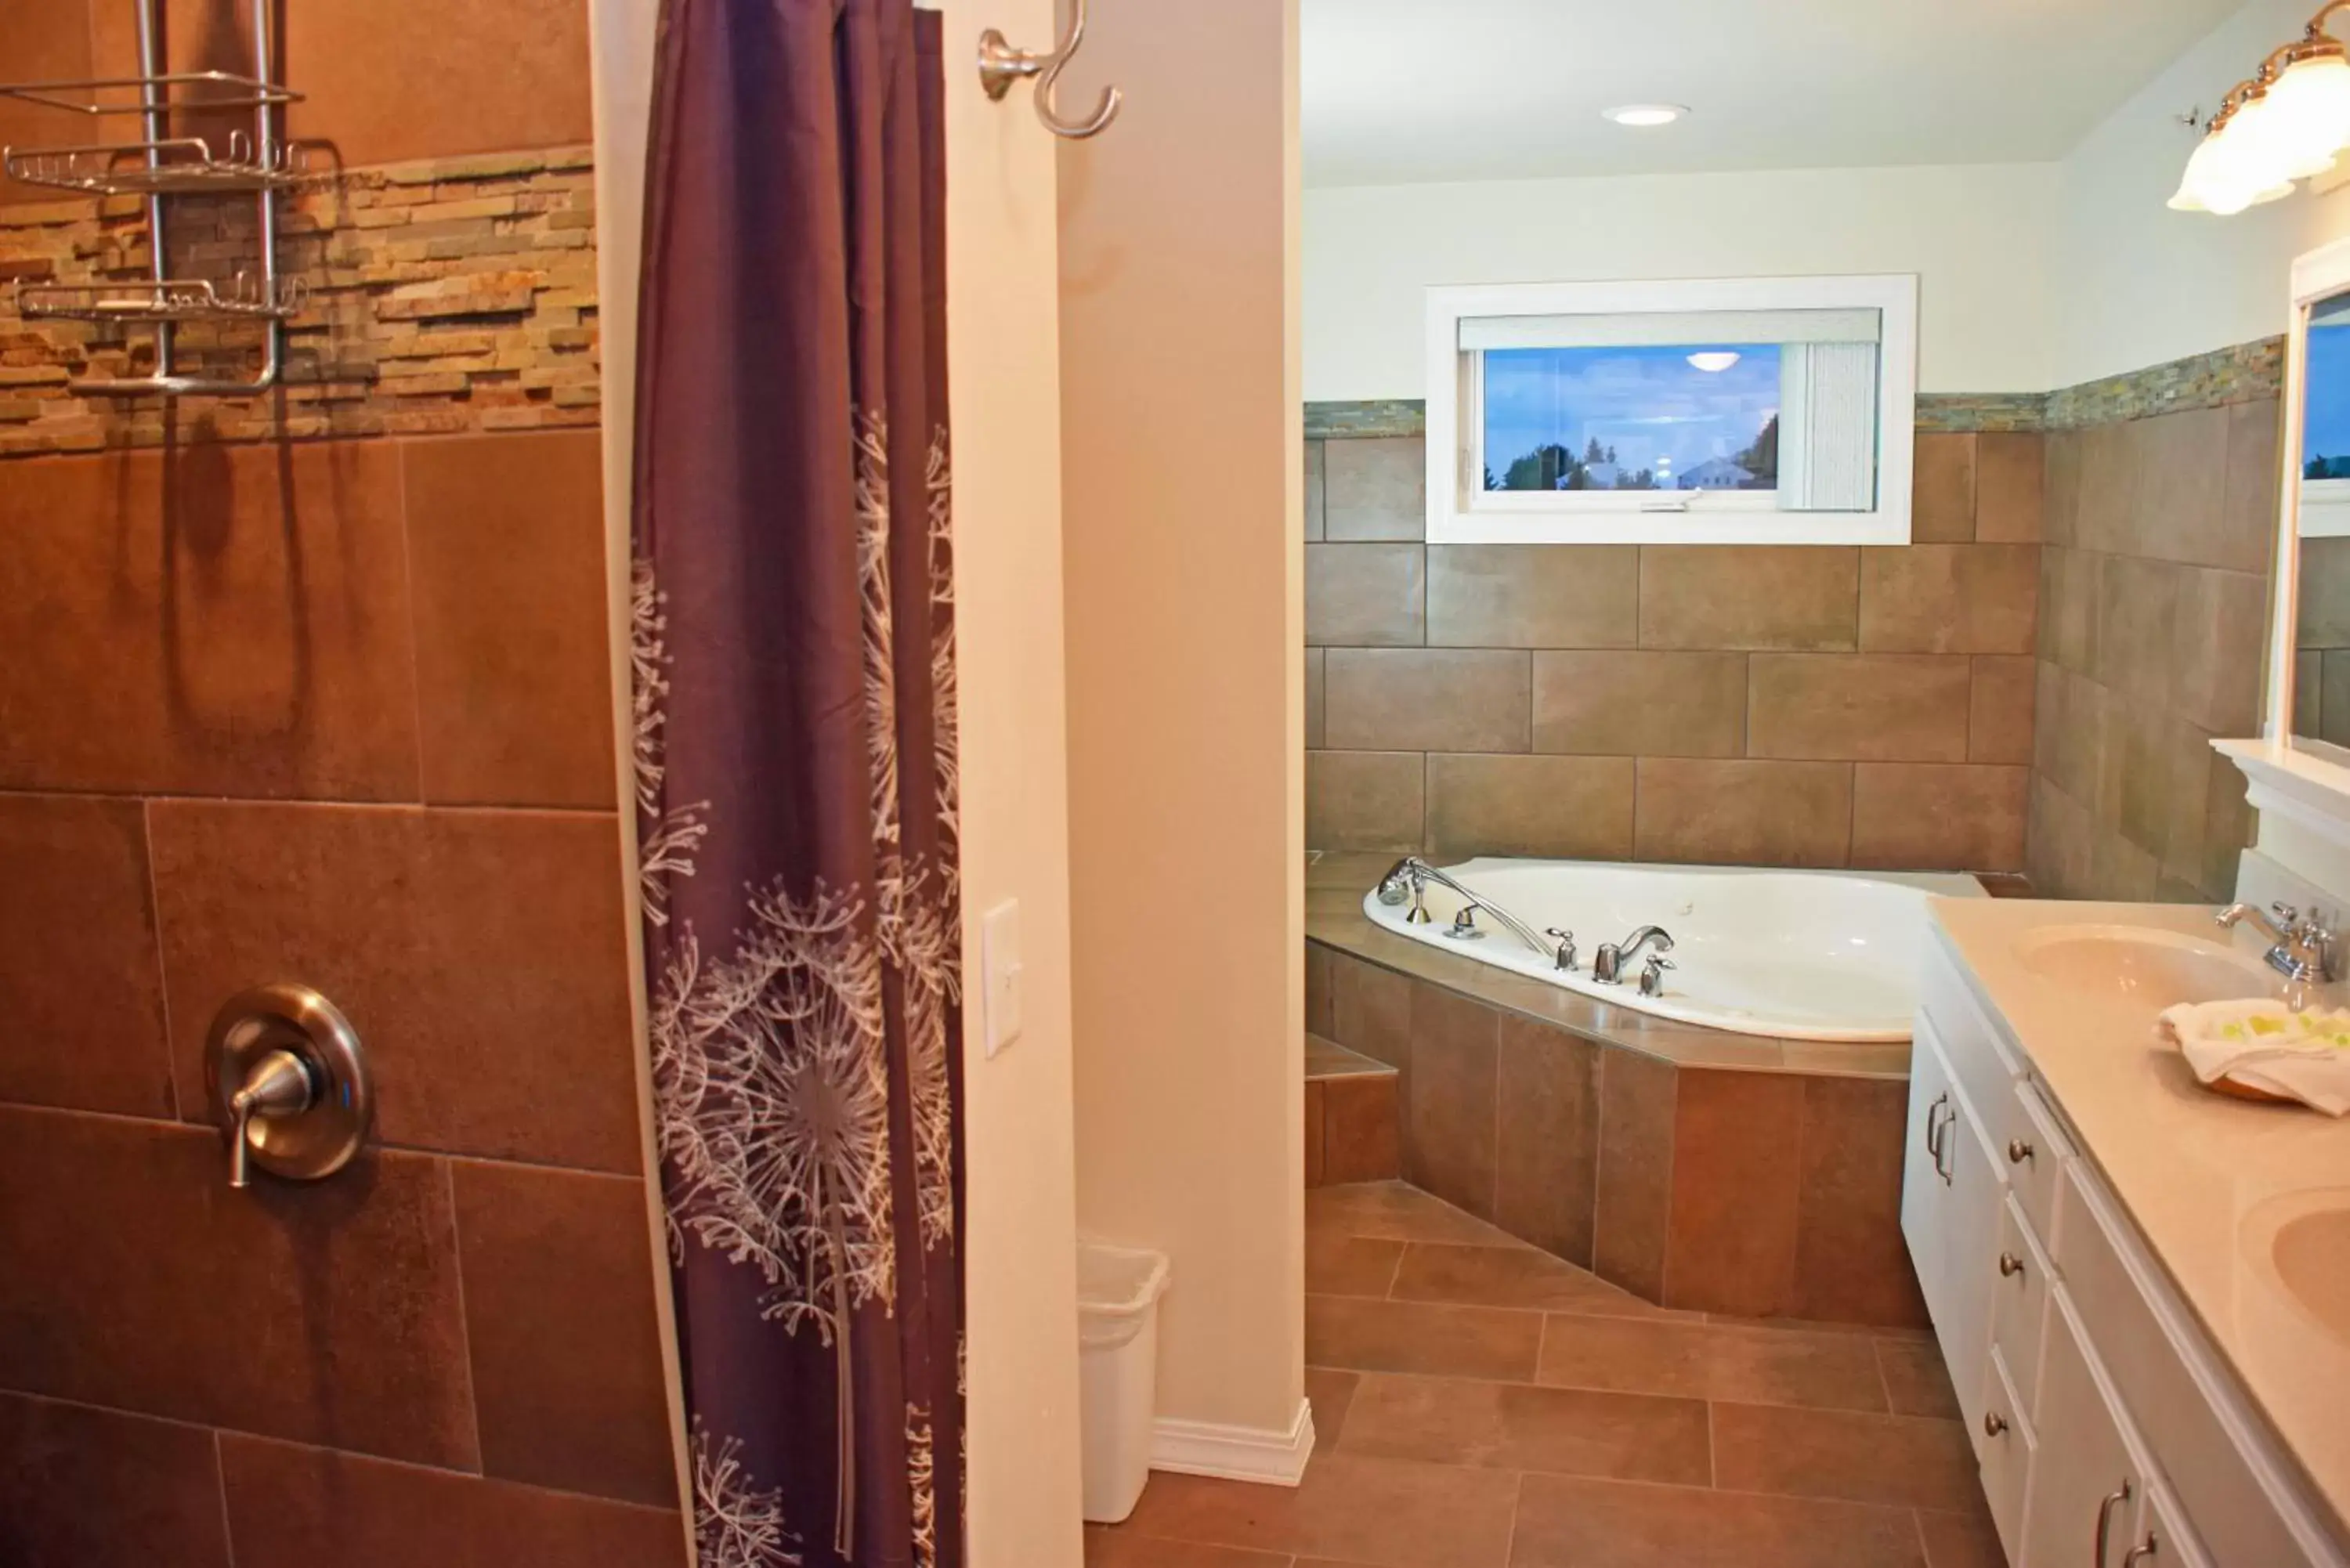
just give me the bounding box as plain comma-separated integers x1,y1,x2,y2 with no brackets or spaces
1306,1034,1400,1187
1307,1033,1396,1082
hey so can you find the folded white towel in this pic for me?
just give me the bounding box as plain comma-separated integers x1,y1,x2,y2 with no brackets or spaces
2156,999,2350,1117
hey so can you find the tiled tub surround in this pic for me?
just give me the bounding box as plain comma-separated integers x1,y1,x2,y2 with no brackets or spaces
2028,398,2276,901
1307,859,1928,1328
1304,429,2042,873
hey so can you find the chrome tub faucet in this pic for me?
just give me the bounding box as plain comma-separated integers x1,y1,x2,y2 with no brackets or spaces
1593,925,1675,985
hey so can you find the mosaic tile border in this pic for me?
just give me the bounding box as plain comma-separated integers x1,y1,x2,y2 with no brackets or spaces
1309,336,2288,442
2041,336,2284,430
1305,398,1423,439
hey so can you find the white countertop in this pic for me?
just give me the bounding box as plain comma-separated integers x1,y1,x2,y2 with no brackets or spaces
1931,896,2350,1544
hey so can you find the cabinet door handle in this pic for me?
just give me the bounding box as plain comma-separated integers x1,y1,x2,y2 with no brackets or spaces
1938,1104,1958,1186
2094,1479,2133,1566
2008,1136,2035,1165
1924,1091,1947,1163
2122,1534,2159,1566
1999,1252,2025,1279
1982,1411,2008,1438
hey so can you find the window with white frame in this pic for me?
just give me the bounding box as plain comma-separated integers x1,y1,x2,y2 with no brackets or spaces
1425,275,1918,545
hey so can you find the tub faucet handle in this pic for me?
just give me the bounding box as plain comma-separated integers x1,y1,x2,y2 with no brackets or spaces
1545,927,1577,971
1639,953,1676,998
1447,904,1488,941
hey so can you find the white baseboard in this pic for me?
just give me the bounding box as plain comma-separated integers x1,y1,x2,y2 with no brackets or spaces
1148,1396,1314,1487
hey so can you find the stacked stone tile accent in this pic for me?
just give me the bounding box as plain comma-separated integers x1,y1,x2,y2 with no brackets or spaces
0,145,601,456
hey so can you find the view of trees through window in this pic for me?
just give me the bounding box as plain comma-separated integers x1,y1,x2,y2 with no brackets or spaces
1480,344,1781,493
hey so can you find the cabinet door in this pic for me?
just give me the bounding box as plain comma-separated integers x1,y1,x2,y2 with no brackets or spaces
2025,1288,2148,1568
1942,1082,2005,1442
1902,1013,1958,1315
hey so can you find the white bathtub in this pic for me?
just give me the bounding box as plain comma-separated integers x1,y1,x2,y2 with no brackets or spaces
1364,857,1985,1042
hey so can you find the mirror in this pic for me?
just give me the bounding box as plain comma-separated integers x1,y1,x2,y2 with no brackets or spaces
2290,244,2350,756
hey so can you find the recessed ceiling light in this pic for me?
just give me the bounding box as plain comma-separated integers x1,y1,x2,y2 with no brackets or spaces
1602,104,1687,128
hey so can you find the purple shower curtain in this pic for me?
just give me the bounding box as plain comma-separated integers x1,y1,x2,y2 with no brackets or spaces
629,2,961,1564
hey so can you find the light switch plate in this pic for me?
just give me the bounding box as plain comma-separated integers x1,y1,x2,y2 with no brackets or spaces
981,899,1023,1057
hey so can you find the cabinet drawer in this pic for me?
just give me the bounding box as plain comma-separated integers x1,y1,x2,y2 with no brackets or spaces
1991,1194,2052,1420
2055,1163,2340,1568
1998,1077,2073,1247
1978,1343,2035,1565
1920,937,2024,1130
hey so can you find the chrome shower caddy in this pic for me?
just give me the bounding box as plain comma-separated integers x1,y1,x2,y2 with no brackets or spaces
0,0,305,396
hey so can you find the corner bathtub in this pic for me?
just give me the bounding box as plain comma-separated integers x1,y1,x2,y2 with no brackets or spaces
1365,857,1984,1043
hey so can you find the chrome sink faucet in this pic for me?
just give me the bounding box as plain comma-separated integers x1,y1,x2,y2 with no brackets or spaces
2216,901,2339,988
1593,925,1675,985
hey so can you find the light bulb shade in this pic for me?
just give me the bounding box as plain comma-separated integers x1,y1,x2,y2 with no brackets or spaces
2170,116,2298,215
2265,52,2350,175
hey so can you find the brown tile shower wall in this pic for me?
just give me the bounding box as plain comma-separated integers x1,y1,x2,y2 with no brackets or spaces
2027,399,2276,901
1311,947,1926,1328
0,5,685,1565
1304,432,2043,873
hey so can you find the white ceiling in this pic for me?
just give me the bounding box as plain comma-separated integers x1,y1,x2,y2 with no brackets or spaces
1303,0,2246,187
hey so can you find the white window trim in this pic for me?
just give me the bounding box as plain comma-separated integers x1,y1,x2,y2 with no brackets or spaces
2302,476,2350,538
1424,273,1920,546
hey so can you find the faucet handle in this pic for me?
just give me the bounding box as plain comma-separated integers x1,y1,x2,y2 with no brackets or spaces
205,984,372,1189
1447,904,1487,941
1545,927,1577,972
1639,953,1676,998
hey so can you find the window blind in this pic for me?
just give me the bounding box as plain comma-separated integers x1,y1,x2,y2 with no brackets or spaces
1458,307,1882,352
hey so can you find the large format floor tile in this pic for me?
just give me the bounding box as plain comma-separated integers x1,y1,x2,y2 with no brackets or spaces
1090,1183,1995,1568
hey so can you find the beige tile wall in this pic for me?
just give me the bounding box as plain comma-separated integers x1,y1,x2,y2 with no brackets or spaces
1305,433,2042,872
2028,403,2276,901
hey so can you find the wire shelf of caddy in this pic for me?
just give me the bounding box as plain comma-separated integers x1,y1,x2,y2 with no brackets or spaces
0,2,305,399
17,274,309,325
4,130,311,197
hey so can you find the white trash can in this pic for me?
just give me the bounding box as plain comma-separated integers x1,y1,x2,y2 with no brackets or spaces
1076,1239,1172,1523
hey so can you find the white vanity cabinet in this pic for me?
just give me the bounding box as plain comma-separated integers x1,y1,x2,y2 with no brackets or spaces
1904,930,2348,1568
1901,1013,2004,1440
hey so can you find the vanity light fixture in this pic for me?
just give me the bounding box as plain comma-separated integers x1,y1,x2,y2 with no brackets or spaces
1600,103,1686,128
2172,1,2350,215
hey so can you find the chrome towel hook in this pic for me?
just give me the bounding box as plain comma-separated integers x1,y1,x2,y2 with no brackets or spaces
978,0,1122,139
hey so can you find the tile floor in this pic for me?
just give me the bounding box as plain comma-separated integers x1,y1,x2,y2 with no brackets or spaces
1086,1181,2002,1568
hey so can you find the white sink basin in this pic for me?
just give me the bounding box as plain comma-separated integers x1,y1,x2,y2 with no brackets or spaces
2245,1190,2350,1347
2011,924,2282,1010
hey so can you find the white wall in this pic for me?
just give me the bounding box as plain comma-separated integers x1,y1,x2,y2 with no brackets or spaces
1304,162,2060,401
2052,0,2350,387
1058,0,1308,1451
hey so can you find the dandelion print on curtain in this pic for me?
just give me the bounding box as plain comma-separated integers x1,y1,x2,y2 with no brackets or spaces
629,2,960,1564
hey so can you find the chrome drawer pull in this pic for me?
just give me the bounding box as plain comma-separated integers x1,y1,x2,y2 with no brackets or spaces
2093,1479,2132,1566
2122,1534,2159,1566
